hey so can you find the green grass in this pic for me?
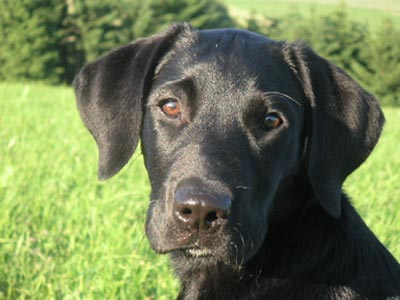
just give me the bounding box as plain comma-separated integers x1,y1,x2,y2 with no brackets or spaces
0,83,399,299
0,83,178,299
225,0,400,29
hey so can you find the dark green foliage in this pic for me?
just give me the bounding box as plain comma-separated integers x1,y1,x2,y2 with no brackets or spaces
280,5,368,74
72,0,235,63
0,1,399,105
353,20,400,106
149,0,235,31
72,0,144,62
0,0,70,84
255,5,369,75
248,5,400,106
0,0,235,84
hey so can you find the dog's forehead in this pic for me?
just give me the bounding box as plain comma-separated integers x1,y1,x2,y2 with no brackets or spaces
198,28,275,47
155,28,298,99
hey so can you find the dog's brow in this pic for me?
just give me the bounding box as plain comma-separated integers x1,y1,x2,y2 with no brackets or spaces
263,91,302,107
152,77,194,93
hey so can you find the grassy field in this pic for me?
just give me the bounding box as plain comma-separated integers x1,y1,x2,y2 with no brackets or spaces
0,82,399,299
226,0,400,28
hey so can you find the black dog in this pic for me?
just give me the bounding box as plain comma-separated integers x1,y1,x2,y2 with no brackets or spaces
74,24,400,300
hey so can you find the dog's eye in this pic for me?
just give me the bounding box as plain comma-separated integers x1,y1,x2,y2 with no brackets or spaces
261,113,282,130
160,99,181,118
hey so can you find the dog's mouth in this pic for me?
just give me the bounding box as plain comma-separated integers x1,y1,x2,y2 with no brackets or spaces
184,247,213,257
168,233,217,257
152,229,218,256
161,231,227,261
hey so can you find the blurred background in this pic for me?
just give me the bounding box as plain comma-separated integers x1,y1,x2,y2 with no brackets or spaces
1,0,400,105
0,1,399,299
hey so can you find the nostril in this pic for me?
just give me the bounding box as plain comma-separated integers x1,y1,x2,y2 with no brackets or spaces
174,187,232,229
181,207,192,215
205,211,218,224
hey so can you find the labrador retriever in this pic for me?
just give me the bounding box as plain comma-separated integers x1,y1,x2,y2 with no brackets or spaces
74,23,400,300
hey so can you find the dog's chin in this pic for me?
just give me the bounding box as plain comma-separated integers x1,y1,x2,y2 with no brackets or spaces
147,234,241,270
147,224,268,272
168,247,244,273
157,237,264,274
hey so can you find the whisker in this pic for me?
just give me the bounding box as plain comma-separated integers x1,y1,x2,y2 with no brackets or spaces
263,91,302,106
232,226,246,266
235,185,252,190
234,222,244,228
232,242,239,268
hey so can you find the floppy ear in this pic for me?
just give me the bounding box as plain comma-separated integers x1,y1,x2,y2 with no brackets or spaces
283,43,385,219
74,24,187,180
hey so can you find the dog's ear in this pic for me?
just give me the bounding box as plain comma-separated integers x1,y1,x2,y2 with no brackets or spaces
74,24,187,180
283,43,385,219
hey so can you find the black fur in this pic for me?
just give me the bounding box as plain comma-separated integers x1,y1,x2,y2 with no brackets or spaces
74,24,400,300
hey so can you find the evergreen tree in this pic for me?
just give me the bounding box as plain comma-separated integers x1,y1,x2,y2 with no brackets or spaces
273,4,369,76
0,0,235,84
71,0,146,62
72,0,235,63
353,20,400,106
149,0,235,32
0,0,69,83
311,5,368,76
0,0,399,106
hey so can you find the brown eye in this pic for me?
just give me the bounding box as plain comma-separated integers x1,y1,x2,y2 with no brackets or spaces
161,99,181,118
261,113,282,130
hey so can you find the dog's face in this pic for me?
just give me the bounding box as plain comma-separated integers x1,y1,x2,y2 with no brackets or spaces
74,24,384,272
142,29,305,267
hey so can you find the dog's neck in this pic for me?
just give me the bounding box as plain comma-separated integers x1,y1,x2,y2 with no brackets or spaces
176,266,250,300
267,174,312,227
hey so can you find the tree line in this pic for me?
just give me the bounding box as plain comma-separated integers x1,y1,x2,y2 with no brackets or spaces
0,0,399,106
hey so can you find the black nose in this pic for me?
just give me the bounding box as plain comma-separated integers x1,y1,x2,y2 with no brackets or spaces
174,188,232,230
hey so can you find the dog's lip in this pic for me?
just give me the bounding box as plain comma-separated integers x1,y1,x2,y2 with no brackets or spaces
158,244,214,257
181,238,215,257
161,229,219,254
183,247,213,257
155,236,210,255
176,247,213,258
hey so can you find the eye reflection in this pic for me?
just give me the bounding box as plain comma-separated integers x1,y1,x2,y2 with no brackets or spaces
161,99,181,118
261,113,282,130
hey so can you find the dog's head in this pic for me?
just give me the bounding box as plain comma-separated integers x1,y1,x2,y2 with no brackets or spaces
74,24,384,271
